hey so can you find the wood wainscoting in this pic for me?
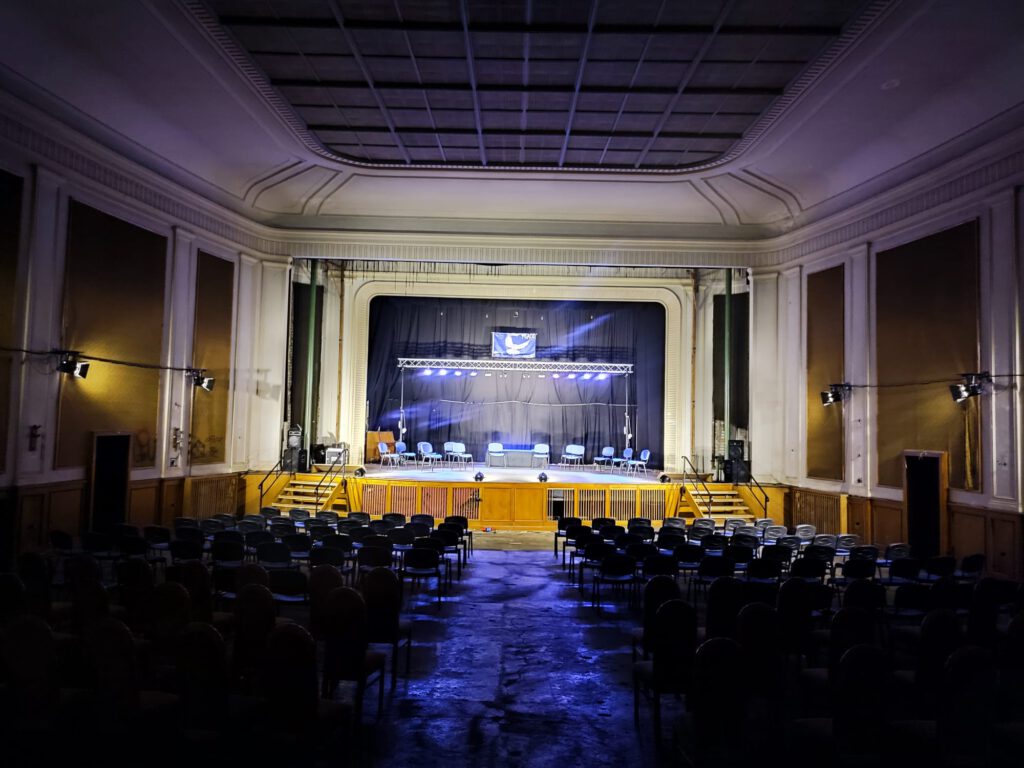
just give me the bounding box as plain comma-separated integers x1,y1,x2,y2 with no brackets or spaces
791,488,847,535
871,498,906,547
950,503,1021,581
14,474,208,552
788,487,1021,580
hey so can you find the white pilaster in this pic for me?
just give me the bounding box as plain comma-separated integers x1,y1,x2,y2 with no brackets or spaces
250,261,290,468
982,192,1018,506
780,265,802,482
231,253,260,470
846,244,872,492
14,167,64,482
161,227,196,475
318,269,342,445
749,271,781,481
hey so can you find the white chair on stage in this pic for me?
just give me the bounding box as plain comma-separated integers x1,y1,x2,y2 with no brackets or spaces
611,447,633,472
378,441,400,468
443,441,457,467
625,448,650,474
451,442,474,468
531,443,550,468
593,446,615,471
417,441,442,469
559,444,585,468
486,442,506,467
394,440,417,464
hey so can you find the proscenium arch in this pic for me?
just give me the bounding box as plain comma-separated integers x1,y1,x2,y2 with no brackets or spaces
337,268,693,471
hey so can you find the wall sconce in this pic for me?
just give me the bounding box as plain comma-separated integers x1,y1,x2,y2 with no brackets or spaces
820,383,851,407
188,368,215,391
56,351,89,379
950,372,990,403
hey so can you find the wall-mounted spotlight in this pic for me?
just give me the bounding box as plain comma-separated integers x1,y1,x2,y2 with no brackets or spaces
658,473,671,484
474,472,485,482
537,472,548,482
820,383,850,407
950,372,990,403
353,467,366,478
56,351,89,379
188,368,215,391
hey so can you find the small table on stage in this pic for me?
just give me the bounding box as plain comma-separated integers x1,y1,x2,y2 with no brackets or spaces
486,448,542,468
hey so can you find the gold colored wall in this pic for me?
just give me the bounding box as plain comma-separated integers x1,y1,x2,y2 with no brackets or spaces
190,251,234,464
56,201,167,468
806,265,845,480
876,221,979,489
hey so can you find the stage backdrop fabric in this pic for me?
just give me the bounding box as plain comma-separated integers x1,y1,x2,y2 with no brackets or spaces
366,297,666,468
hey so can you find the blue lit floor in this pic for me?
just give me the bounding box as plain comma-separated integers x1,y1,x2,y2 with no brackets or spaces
355,547,678,767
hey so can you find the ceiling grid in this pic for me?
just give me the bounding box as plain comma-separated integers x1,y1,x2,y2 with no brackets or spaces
209,0,868,171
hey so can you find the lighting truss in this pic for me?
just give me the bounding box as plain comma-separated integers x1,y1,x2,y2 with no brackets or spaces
397,358,633,374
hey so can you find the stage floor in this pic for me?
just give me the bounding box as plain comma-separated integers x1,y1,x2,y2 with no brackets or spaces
360,463,660,485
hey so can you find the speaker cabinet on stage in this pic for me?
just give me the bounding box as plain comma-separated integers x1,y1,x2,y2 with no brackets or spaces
727,440,750,483
282,447,307,472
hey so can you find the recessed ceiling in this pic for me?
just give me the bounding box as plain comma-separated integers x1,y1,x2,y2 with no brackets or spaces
204,0,871,171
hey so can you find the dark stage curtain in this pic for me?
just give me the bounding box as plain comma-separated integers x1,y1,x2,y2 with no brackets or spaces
366,297,666,468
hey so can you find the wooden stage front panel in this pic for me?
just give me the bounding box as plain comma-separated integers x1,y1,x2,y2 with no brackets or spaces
346,477,681,530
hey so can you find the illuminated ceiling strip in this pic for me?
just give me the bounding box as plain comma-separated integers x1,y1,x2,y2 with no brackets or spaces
397,358,633,374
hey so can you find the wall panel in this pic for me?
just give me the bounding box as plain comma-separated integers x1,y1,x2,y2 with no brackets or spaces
871,498,907,546
876,222,980,489
57,201,167,468
190,251,234,464
806,265,845,479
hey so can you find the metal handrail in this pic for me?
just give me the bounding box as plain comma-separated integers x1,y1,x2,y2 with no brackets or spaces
314,446,349,510
740,462,771,520
680,455,714,518
258,457,286,511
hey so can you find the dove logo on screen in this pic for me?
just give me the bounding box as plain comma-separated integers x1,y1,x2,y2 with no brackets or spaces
491,332,537,358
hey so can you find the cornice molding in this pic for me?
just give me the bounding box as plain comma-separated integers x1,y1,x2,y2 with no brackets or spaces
2,86,1023,272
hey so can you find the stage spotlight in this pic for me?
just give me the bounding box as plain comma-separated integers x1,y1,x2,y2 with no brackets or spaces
474,472,484,482
56,352,89,378
658,473,671,483
438,368,449,376
537,472,548,482
596,373,608,380
484,372,492,377
581,373,593,380
949,384,970,403
950,372,989,403
422,368,434,376
537,374,546,378
353,467,366,478
189,369,215,391
551,373,560,379
820,383,849,407
454,370,463,377
566,373,577,379
469,371,478,377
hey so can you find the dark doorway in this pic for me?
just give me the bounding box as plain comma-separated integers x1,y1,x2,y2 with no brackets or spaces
904,452,946,558
90,433,131,533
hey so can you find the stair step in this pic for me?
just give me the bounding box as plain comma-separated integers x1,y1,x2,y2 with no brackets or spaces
694,505,751,513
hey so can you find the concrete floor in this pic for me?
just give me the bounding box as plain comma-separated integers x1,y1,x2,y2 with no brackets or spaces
359,546,679,767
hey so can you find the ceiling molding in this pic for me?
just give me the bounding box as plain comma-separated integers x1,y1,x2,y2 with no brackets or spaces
2,82,1023,272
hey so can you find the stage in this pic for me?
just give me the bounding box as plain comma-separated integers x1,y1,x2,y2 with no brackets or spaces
345,462,681,531
360,463,661,485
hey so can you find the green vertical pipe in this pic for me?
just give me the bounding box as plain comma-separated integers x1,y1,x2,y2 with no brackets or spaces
303,259,318,460
723,268,732,450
